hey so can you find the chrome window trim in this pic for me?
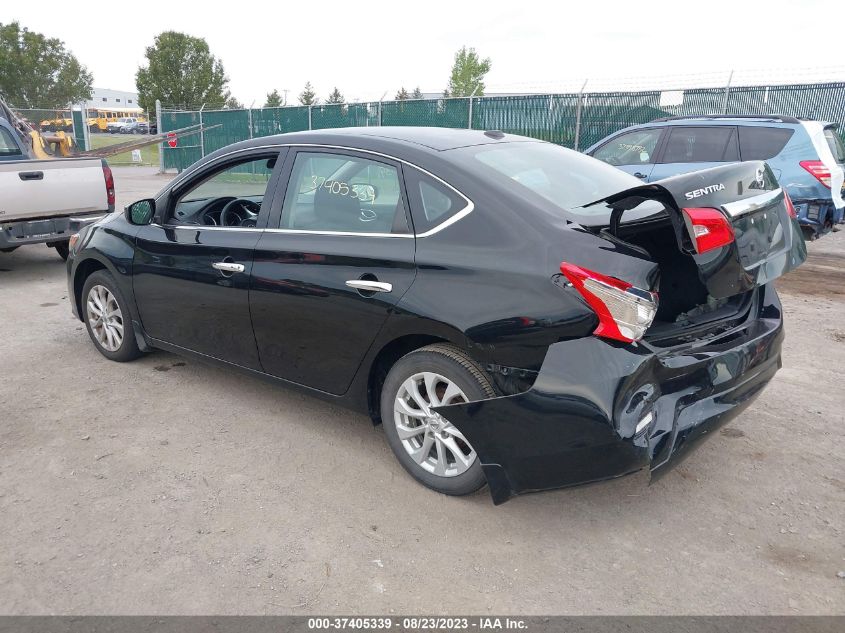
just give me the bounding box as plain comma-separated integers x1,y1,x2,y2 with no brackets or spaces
721,188,783,218
169,142,475,238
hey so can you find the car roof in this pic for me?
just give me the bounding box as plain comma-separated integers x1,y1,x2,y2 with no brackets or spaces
627,115,832,129
232,126,536,153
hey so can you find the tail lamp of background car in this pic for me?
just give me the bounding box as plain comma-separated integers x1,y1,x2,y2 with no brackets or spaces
102,164,115,205
799,160,832,188
560,263,658,343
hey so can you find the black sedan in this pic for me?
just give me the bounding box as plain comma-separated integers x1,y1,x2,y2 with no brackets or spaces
66,127,806,504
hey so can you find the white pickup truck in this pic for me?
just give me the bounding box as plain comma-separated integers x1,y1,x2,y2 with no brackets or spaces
0,117,114,260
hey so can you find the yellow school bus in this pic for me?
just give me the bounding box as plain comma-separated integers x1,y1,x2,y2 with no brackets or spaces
87,107,146,132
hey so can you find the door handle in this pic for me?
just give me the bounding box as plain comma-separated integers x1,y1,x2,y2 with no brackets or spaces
633,172,648,179
212,261,245,273
345,279,392,293
19,171,44,181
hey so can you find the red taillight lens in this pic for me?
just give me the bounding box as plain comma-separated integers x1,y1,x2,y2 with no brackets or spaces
102,163,115,206
682,207,735,254
783,191,797,219
560,263,658,343
799,159,831,188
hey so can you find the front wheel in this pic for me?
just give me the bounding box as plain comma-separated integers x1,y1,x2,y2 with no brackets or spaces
380,344,496,496
81,270,142,362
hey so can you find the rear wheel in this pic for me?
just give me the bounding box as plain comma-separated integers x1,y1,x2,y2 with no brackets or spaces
380,343,495,496
81,270,142,362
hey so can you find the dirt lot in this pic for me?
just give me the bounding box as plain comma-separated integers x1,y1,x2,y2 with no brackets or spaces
0,167,843,614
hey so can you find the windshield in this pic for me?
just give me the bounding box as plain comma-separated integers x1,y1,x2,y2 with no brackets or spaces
824,127,845,164
452,141,640,214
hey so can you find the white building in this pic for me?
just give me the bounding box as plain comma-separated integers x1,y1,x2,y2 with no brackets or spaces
85,87,141,110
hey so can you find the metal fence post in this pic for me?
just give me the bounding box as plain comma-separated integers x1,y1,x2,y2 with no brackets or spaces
573,79,588,151
308,105,312,130
247,107,253,139
467,86,479,129
378,100,382,126
198,104,206,157
722,70,734,114
156,99,164,174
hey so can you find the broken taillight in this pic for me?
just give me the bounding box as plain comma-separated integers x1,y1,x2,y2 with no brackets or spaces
784,191,797,219
799,160,831,188
560,263,658,343
682,207,735,254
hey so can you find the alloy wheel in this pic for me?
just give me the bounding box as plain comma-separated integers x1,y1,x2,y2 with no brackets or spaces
86,284,124,352
393,372,476,477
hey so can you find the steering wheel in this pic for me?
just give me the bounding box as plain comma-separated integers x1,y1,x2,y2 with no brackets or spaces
220,198,260,227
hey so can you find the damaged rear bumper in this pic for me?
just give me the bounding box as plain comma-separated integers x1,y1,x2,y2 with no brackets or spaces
436,285,784,504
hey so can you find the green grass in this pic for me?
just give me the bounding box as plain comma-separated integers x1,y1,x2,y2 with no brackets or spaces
88,133,160,167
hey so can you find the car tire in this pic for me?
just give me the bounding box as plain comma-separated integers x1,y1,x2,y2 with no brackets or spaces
81,270,142,362
380,343,496,496
53,240,70,261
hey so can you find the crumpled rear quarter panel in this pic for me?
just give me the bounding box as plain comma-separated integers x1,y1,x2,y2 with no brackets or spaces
436,285,784,504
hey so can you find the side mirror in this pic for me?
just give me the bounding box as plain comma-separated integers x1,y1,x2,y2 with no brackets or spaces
125,199,155,225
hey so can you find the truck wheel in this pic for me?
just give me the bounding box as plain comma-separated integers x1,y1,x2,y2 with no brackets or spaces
53,240,70,261
380,343,495,496
81,270,142,362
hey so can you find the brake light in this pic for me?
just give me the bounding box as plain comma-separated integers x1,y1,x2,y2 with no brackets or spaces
682,207,735,254
102,163,115,206
799,160,831,188
783,191,797,219
560,263,658,343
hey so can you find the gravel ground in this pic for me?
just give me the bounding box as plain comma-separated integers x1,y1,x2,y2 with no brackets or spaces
0,168,843,614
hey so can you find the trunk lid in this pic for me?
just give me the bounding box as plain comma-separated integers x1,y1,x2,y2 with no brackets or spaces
577,161,807,300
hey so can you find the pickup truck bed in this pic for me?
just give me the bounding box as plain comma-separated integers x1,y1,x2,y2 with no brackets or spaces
1,117,114,258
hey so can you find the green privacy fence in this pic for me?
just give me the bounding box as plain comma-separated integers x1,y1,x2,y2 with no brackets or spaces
160,81,845,171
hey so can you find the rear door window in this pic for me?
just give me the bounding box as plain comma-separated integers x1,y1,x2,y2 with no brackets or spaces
660,126,737,163
591,128,662,166
280,151,409,234
738,126,795,160
823,128,845,164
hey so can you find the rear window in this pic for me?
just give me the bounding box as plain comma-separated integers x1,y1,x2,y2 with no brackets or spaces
824,128,845,164
0,127,22,156
738,126,794,160
453,141,640,213
661,126,738,163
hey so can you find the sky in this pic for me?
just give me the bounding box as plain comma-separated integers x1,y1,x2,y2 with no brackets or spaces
2,0,842,106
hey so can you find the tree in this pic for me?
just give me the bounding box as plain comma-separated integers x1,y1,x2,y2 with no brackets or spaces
447,46,491,97
442,88,450,98
225,96,243,109
326,87,344,104
411,87,423,99
395,87,409,101
0,22,93,108
264,89,282,107
135,31,229,112
299,82,317,106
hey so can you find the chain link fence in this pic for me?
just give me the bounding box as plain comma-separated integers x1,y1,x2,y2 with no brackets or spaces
150,80,843,171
